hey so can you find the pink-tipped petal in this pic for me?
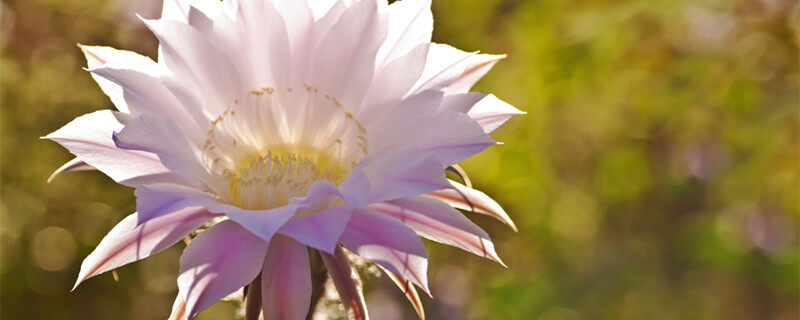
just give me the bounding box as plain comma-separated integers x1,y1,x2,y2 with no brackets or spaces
173,220,269,320
425,180,517,231
73,207,214,290
370,196,505,266
43,110,192,187
261,235,312,320
278,205,353,254
320,245,369,320
447,54,506,94
47,158,93,183
378,266,425,320
340,209,430,294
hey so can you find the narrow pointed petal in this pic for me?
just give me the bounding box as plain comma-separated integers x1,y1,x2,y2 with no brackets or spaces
261,235,312,320
340,209,430,294
173,221,269,320
244,274,262,320
370,196,504,265
425,180,517,231
362,44,429,118
47,158,93,183
278,205,353,254
378,266,425,320
43,110,192,187
441,92,524,133
447,54,506,93
320,245,369,320
310,0,387,109
410,44,477,93
73,207,214,290
81,45,202,138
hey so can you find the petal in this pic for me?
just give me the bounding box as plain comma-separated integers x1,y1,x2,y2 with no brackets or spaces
310,0,387,109
261,235,312,320
370,196,504,265
320,245,368,320
81,45,203,138
278,204,353,254
368,91,497,165
73,207,214,290
161,0,189,22
361,44,429,120
113,113,207,182
47,158,93,183
340,209,429,294
375,0,432,69
424,180,517,231
141,17,244,119
441,92,524,133
410,43,476,93
363,149,450,203
135,183,296,242
43,110,192,187
235,0,291,89
378,266,425,320
446,53,505,94
172,220,269,319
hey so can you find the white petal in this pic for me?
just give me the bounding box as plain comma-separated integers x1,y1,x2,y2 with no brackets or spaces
43,110,192,187
113,113,207,182
446,53,505,94
310,0,387,109
375,0,432,70
441,92,523,133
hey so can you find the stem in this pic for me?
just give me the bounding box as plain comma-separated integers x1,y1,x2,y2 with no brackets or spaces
306,249,329,320
245,274,262,320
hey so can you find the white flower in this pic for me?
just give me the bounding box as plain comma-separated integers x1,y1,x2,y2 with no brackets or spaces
45,0,522,319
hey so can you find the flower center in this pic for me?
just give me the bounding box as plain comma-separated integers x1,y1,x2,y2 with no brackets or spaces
221,150,342,210
200,85,367,210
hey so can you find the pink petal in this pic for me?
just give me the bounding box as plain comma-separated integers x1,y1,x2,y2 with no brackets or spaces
310,0,387,109
425,180,517,231
370,196,505,266
361,44,429,120
73,207,214,290
363,149,450,203
43,110,192,187
172,220,269,319
339,209,430,294
320,245,368,320
234,0,291,89
278,205,353,254
47,158,93,183
410,43,477,93
261,235,312,320
135,183,296,242
160,0,189,22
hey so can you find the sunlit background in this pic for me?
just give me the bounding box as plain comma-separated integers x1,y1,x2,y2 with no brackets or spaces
2,0,798,319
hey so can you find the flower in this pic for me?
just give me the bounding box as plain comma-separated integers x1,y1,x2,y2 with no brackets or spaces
45,0,522,319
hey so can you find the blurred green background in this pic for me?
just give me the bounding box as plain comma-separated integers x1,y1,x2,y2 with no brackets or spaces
1,0,798,319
